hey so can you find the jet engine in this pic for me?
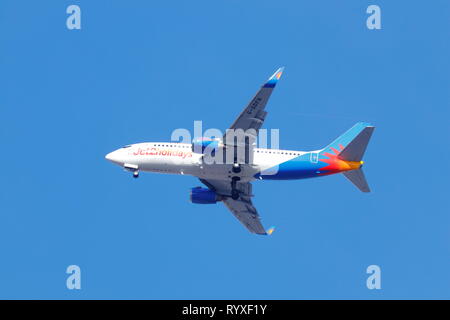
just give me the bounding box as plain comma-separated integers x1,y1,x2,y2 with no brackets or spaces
190,187,220,204
191,137,220,155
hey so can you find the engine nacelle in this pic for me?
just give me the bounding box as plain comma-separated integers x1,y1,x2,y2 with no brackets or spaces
190,187,219,204
191,137,220,155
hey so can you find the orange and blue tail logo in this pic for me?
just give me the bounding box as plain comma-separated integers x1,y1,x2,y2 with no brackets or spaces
319,144,363,175
318,122,374,175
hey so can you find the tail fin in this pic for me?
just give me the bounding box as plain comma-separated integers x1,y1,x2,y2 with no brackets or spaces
343,169,370,192
321,122,375,192
321,122,375,161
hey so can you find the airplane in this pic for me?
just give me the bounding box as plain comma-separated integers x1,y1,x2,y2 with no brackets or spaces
105,67,375,235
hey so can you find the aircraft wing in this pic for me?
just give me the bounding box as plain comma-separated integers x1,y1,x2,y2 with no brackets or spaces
222,67,284,164
199,178,267,235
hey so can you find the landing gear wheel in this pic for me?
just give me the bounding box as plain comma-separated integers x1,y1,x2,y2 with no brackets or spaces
231,176,240,200
232,163,241,173
133,171,139,178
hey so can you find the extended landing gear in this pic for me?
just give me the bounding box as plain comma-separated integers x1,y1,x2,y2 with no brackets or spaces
230,163,242,200
231,176,240,200
124,164,139,179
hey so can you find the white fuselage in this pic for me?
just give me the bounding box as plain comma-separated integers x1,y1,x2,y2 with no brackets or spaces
105,142,308,182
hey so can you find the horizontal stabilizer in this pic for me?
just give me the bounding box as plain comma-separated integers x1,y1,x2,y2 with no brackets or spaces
343,169,370,193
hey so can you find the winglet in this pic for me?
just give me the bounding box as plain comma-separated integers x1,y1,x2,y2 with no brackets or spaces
266,226,276,235
263,67,285,88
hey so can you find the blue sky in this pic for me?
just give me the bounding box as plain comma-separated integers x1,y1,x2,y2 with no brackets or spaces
0,1,449,299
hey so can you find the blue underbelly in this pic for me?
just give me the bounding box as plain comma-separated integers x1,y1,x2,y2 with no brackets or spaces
255,156,324,180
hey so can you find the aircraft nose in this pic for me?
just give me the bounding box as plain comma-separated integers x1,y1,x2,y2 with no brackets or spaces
105,151,122,165
105,152,114,162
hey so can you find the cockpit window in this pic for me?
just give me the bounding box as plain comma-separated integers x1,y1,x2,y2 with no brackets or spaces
122,145,132,148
